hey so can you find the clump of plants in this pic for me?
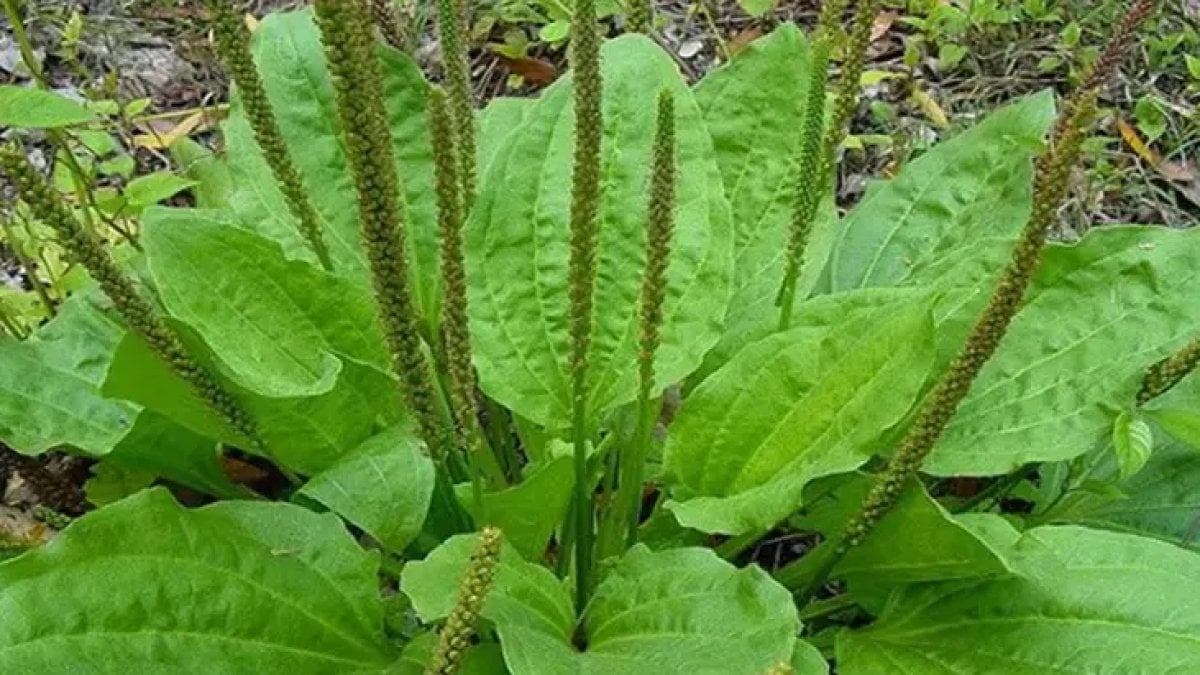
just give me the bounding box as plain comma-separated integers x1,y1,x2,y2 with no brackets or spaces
2,0,1198,672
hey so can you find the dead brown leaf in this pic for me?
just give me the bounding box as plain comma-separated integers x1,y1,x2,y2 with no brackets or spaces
493,53,558,86
729,26,764,56
871,11,898,42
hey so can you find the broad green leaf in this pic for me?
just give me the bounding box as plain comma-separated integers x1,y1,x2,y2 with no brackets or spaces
0,85,96,127
103,411,242,499
478,96,534,174
791,474,1011,596
466,35,733,430
0,488,393,671
694,24,837,377
393,633,506,674
838,526,1200,673
791,639,829,674
1112,409,1153,480
0,292,136,456
929,226,1200,475
738,0,778,17
818,91,1055,293
1040,440,1200,550
457,456,574,561
300,422,434,552
169,137,234,208
141,207,388,398
121,172,196,210
404,538,797,674
83,462,155,507
103,322,401,475
224,10,441,326
664,299,935,534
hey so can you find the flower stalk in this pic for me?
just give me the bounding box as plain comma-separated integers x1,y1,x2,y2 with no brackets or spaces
788,0,1154,604
206,0,333,271
429,87,505,507
0,146,271,467
565,0,604,613
424,526,503,675
435,0,477,208
612,90,676,551
1138,338,1200,404
367,0,408,51
776,0,865,330
313,0,447,461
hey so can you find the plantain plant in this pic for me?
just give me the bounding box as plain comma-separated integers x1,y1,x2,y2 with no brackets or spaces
1,0,1198,673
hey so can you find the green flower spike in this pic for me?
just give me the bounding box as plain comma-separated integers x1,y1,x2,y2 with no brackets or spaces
424,526,503,675
822,0,879,174
206,0,333,271
775,0,855,329
368,0,408,51
435,0,477,207
566,0,604,612
1139,337,1200,404
0,147,266,462
626,0,650,34
790,0,1155,604
313,0,447,459
614,89,676,548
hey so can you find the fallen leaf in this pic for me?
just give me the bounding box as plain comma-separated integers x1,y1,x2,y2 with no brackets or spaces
492,53,558,86
871,11,898,42
221,456,271,484
1116,118,1200,207
911,88,949,128
729,26,763,56
133,110,214,149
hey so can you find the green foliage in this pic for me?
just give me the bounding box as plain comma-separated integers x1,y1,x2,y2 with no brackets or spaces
404,535,799,674
0,85,95,127
837,526,1200,673
0,489,394,671
0,6,1195,674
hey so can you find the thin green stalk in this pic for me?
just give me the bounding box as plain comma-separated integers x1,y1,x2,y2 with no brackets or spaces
613,90,676,551
787,0,1155,606
2,0,48,87
565,0,603,614
207,0,333,270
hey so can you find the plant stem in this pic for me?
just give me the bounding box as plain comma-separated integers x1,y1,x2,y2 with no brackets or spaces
565,0,603,614
2,0,48,88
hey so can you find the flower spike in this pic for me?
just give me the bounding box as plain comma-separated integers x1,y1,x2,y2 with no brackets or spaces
425,527,503,675
206,0,333,271
790,0,1156,604
313,0,447,459
0,146,267,460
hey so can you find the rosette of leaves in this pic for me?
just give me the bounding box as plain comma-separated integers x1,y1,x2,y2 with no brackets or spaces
0,2,1197,673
